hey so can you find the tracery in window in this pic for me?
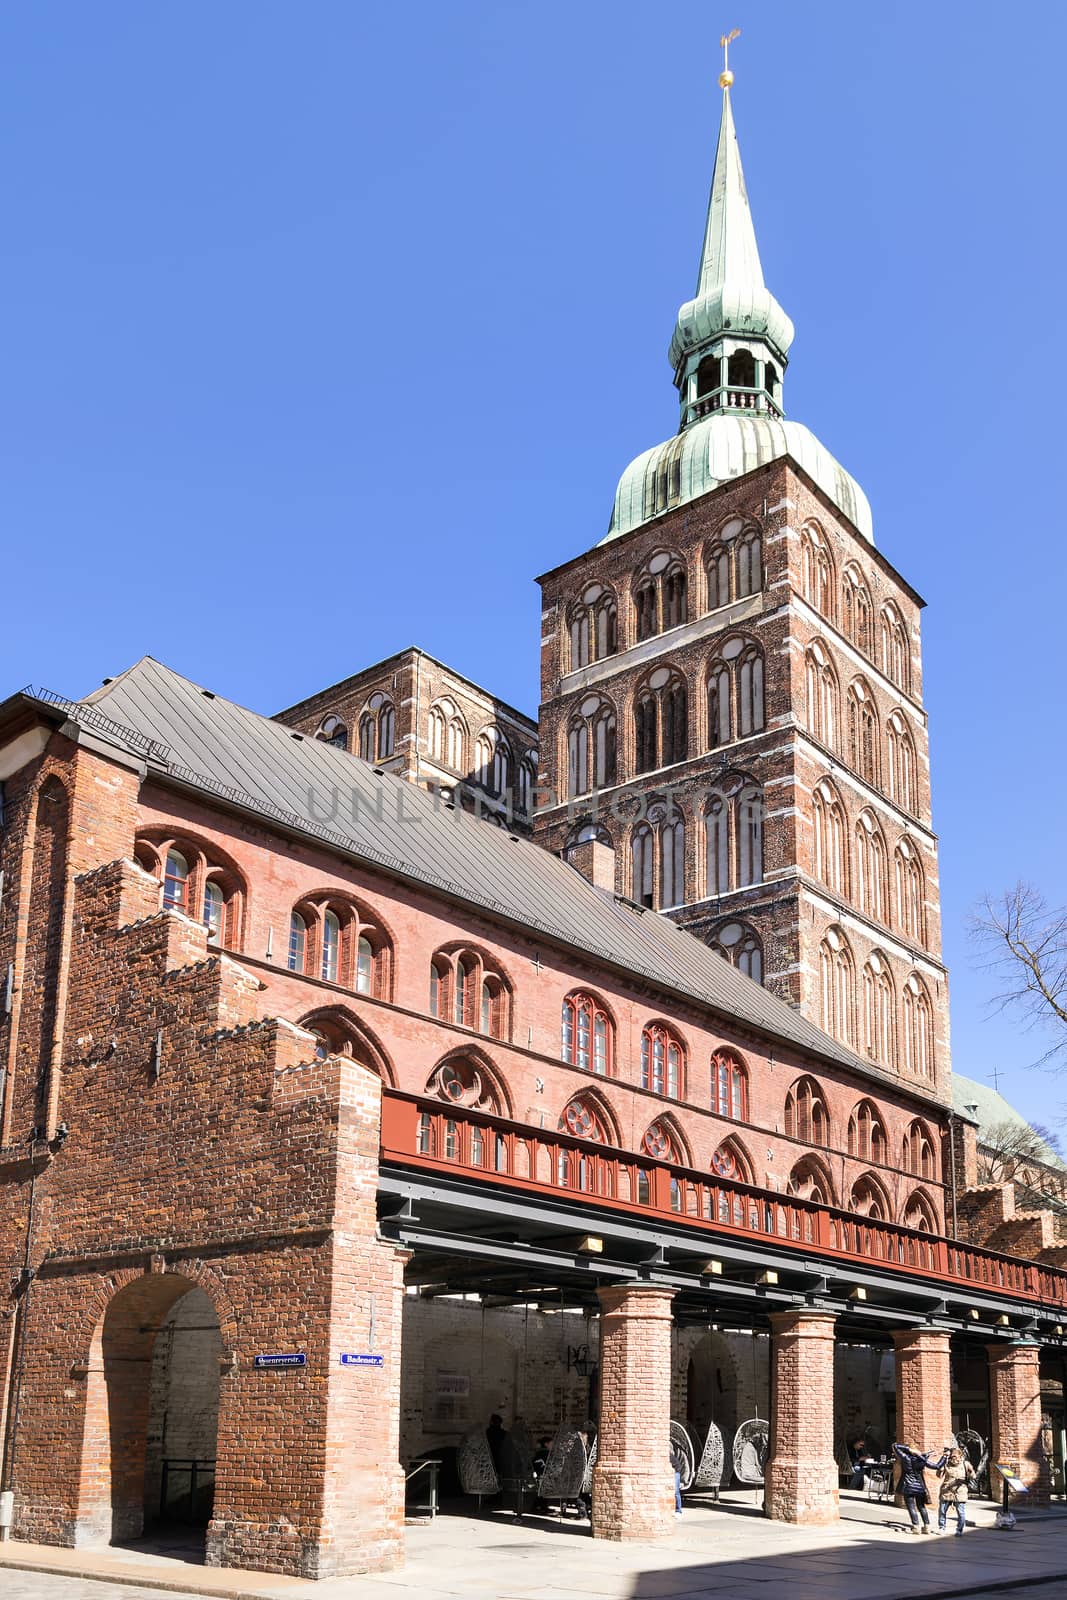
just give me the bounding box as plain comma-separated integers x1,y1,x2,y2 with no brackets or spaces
634,667,688,774
847,679,879,785
786,1154,834,1205
804,642,838,749
886,711,915,813
705,636,764,747
641,1022,685,1099
818,926,855,1045
895,838,925,944
902,1189,936,1232
559,1094,608,1142
881,602,910,693
711,1138,752,1183
150,836,243,947
425,1053,503,1115
903,1118,936,1180
642,1118,683,1162
561,991,613,1075
812,779,847,895
358,692,395,762
704,775,763,894
784,1076,830,1146
861,952,895,1065
568,584,619,669
317,715,348,750
474,725,512,797
847,1099,887,1163
634,551,688,641
902,972,933,1076
841,565,873,656
800,523,835,620
287,895,391,997
711,1048,748,1119
567,695,617,797
855,810,888,922
850,1173,889,1220
429,947,511,1039
428,698,468,772
705,517,763,609
707,920,763,984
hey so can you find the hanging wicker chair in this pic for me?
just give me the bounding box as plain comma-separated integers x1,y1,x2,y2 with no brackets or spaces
458,1428,500,1497
693,1421,732,1491
732,1418,770,1486
539,1426,588,1501
670,1419,696,1491
580,1434,597,1496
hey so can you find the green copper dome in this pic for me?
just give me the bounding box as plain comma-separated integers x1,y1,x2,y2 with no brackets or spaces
602,411,874,545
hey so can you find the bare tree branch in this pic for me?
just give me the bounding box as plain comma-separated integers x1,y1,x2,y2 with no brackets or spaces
968,883,1067,1068
975,1117,1063,1184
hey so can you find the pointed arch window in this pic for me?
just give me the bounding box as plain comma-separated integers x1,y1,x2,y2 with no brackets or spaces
711,1141,749,1182
855,811,888,922
358,692,395,762
784,1076,829,1146
703,777,763,894
861,953,895,1065
707,921,763,984
704,518,763,609
317,715,348,750
705,636,764,748
711,1048,748,1120
429,948,510,1039
630,802,684,910
643,1120,680,1161
787,1155,832,1205
517,755,536,817
641,1022,684,1099
818,927,855,1045
475,726,512,797
902,1190,936,1232
800,523,835,620
428,698,467,772
288,911,308,974
633,551,687,640
848,1100,888,1163
559,1096,607,1142
895,838,925,944
321,910,341,983
634,667,687,773
568,585,619,669
902,972,933,1076
847,680,879,785
568,695,616,796
561,992,613,1076
880,603,910,693
850,1175,888,1220
903,1119,936,1180
812,779,846,895
804,642,838,748
886,711,915,812
163,850,189,911
842,566,873,656
203,880,226,945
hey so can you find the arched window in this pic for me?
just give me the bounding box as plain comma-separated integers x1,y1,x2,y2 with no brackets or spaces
561,992,613,1076
569,587,619,669
787,1155,833,1205
818,928,855,1045
475,726,512,796
641,1022,685,1098
518,756,536,817
812,779,846,895
850,1174,888,1220
855,811,888,922
841,566,873,656
570,603,592,670
428,699,467,771
425,1054,503,1115
800,523,834,620
711,1048,747,1120
705,636,764,748
880,603,910,693
704,518,763,609
903,1119,936,1180
358,693,395,762
643,1119,681,1161
631,821,654,908
559,1095,608,1142
902,1190,936,1232
804,642,838,749
163,849,189,911
430,949,510,1039
568,696,616,797
707,921,763,984
203,880,226,945
660,807,686,909
704,775,763,895
847,680,879,785
861,953,895,1065
784,1077,830,1146
317,715,348,750
895,839,925,944
634,667,687,773
356,935,373,995
711,1140,751,1182
847,1100,888,1163
902,973,933,1076
321,909,341,983
288,911,307,974
633,552,687,640
886,712,915,812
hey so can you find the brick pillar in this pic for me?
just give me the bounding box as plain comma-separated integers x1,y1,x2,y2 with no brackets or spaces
765,1310,838,1524
892,1328,952,1454
591,1285,675,1540
988,1340,1050,1505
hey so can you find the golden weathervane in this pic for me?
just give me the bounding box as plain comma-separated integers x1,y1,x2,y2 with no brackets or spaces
720,27,740,89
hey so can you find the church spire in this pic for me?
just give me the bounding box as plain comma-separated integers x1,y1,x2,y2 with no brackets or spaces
669,37,794,429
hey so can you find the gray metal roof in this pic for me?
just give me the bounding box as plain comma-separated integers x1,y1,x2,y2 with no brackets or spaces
952,1072,1066,1170
29,656,941,1101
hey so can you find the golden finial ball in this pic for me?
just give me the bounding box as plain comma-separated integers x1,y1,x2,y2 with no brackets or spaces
719,69,734,88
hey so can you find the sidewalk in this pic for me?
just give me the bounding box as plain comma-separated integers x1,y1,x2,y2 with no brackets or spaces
2,1493,1066,1600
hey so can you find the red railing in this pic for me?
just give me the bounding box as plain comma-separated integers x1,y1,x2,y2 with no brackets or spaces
380,1093,1067,1312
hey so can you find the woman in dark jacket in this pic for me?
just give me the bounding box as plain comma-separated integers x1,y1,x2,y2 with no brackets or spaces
893,1442,948,1533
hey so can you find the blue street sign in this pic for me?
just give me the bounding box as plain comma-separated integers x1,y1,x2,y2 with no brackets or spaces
340,1352,383,1368
254,1352,306,1369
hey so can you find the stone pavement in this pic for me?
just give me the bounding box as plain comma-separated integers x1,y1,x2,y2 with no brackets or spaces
2,1493,1067,1600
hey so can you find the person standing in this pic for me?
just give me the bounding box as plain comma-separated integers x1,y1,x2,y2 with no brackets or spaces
669,1436,687,1518
893,1441,948,1533
937,1446,976,1535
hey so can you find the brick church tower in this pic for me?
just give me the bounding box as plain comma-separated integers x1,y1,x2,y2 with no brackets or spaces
534,70,950,1097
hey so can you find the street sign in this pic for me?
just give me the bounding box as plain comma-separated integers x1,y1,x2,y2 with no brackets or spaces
340,1352,383,1368
254,1352,306,1369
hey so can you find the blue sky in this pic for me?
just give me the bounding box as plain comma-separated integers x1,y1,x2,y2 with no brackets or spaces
2,3,1065,1126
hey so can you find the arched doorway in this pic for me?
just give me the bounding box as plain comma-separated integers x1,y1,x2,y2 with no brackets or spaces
78,1274,221,1546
